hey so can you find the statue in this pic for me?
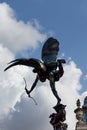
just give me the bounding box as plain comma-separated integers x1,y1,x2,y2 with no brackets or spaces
4,37,67,130
4,37,65,104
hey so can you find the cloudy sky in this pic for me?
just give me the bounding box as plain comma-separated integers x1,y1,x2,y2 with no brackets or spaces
0,1,87,130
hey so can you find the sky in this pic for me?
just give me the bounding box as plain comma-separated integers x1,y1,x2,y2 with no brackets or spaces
0,0,87,130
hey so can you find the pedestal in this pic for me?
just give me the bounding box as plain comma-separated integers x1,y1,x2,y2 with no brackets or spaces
49,103,68,130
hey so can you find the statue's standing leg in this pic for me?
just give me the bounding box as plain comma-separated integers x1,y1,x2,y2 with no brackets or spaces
49,73,61,104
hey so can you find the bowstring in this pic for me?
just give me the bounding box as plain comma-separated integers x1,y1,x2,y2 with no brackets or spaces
23,77,38,105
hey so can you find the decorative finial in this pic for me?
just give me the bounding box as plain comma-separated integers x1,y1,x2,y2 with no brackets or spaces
77,99,81,108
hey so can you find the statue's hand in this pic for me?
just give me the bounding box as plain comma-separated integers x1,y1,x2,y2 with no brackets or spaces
25,87,31,97
58,59,66,64
28,93,31,97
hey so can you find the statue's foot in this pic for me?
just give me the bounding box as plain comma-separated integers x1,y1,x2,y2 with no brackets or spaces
53,103,66,113
57,98,61,104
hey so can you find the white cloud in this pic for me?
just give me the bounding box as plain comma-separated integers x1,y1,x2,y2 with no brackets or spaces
0,45,22,120
0,1,46,123
0,44,38,123
0,3,46,53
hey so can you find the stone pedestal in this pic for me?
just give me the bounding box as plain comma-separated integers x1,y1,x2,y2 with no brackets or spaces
76,122,87,130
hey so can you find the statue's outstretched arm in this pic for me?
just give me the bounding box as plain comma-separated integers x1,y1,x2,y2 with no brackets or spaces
25,75,39,96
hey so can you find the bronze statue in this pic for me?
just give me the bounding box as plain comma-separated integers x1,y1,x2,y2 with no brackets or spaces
4,37,66,104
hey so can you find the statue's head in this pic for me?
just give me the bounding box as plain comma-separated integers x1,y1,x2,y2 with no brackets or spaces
41,37,59,63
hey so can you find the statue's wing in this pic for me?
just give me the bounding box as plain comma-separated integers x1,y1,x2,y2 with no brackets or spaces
41,37,59,63
4,58,46,72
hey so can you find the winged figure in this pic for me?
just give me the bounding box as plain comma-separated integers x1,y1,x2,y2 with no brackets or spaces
4,37,66,104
